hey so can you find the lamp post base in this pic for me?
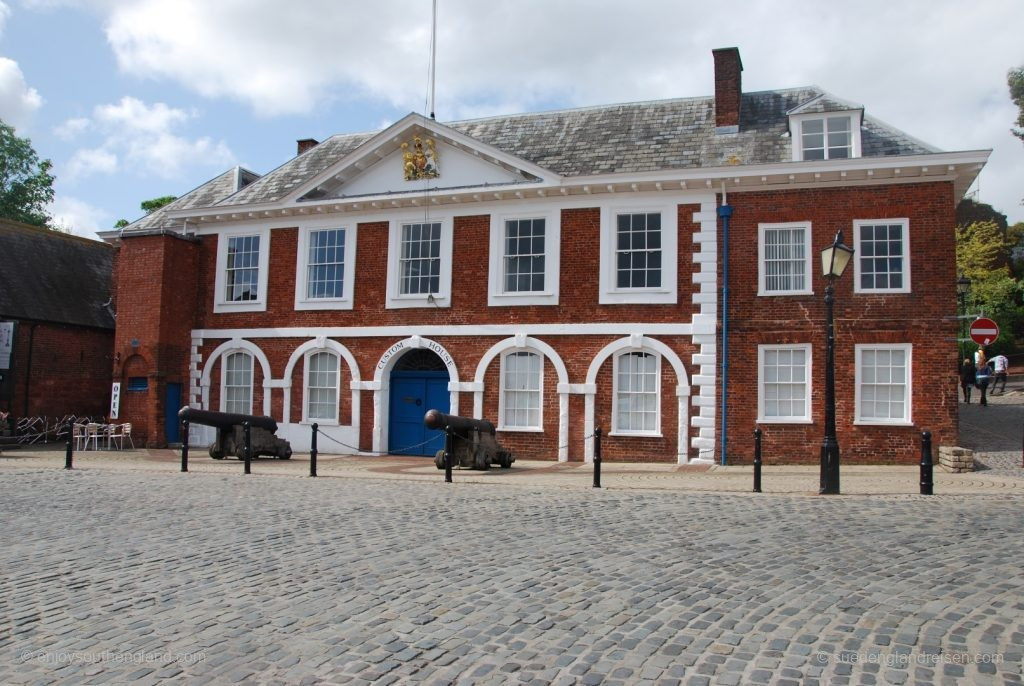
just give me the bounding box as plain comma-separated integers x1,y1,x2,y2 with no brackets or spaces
819,440,841,494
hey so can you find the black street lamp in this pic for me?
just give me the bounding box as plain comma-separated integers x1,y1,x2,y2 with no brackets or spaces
819,230,854,495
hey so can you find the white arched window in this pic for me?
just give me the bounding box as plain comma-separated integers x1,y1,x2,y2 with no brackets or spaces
613,351,660,435
499,351,542,430
222,351,253,414
305,351,340,423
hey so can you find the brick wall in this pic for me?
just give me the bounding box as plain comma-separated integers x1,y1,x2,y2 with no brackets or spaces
6,321,113,419
721,183,958,464
113,234,199,446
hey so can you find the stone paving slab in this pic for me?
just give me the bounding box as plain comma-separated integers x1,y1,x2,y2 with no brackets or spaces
1,468,1022,685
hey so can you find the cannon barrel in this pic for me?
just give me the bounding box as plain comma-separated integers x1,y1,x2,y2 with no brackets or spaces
178,407,278,433
423,409,495,435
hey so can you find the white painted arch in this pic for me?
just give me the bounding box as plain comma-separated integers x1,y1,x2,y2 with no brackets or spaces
473,336,571,461
200,338,273,416
583,336,691,464
371,336,461,454
281,337,362,427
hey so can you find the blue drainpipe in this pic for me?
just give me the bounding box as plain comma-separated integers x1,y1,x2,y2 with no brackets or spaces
717,202,733,465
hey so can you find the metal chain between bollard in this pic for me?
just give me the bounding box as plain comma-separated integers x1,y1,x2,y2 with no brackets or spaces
920,430,933,495
753,428,762,493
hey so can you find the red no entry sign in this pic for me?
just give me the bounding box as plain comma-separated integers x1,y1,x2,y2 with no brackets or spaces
969,317,1000,346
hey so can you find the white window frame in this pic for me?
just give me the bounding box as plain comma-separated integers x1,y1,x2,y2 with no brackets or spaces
497,350,544,432
488,207,560,306
758,222,813,296
855,344,912,426
385,212,454,309
220,351,254,415
302,349,340,425
757,344,813,424
611,350,662,437
599,199,678,305
853,218,911,294
214,226,270,313
294,222,358,310
790,111,863,162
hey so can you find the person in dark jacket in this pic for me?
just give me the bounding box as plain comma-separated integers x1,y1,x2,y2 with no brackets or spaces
976,360,994,406
959,358,976,403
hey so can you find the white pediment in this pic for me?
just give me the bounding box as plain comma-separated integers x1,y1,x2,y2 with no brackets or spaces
293,113,556,204
331,140,529,198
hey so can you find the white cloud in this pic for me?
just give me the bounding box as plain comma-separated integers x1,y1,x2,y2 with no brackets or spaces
49,195,109,240
65,146,117,178
0,57,43,130
92,0,1024,219
53,116,90,140
61,96,234,181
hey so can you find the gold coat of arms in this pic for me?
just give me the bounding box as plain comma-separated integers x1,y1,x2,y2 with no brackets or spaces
402,136,439,180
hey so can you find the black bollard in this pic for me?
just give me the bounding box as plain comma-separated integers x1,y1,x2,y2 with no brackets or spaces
593,426,602,488
243,420,252,475
64,420,73,470
920,430,933,495
310,422,318,477
444,425,453,483
180,419,190,472
753,428,762,493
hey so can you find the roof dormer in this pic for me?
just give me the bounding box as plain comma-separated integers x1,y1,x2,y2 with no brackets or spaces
788,93,864,162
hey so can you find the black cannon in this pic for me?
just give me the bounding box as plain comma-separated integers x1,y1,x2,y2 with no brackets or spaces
423,409,514,470
178,407,292,460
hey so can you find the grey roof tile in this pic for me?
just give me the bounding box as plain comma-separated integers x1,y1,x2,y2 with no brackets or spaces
0,219,114,329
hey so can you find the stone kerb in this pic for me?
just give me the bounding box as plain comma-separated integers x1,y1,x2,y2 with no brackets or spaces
939,446,975,472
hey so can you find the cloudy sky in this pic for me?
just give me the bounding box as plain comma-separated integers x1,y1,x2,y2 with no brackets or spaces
1,0,1022,240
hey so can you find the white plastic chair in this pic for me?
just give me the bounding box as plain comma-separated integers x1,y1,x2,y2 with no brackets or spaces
84,423,103,450
120,422,135,449
108,423,124,450
72,423,87,451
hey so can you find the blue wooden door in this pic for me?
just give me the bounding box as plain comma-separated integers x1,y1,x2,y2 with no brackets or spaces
388,371,449,455
165,382,182,443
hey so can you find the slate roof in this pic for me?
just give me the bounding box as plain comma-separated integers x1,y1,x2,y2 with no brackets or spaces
205,86,939,209
0,219,115,329
111,86,943,224
115,167,260,235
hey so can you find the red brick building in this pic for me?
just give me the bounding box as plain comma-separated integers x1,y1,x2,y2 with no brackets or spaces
101,48,987,463
0,219,115,422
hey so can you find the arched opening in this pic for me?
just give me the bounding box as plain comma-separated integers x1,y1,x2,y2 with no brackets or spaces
388,349,450,455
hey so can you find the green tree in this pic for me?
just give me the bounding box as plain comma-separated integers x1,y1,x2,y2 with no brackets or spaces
1010,66,1024,142
0,120,55,227
957,220,1024,353
113,218,129,229
140,195,176,214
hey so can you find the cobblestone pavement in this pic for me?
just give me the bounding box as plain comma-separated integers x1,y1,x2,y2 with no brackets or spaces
959,383,1023,478
1,469,1022,685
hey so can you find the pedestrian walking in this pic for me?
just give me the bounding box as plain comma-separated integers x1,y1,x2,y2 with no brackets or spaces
959,358,976,403
976,360,993,406
991,353,1009,394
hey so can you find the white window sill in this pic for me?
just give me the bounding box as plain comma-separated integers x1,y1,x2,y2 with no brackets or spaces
497,425,544,433
295,299,353,311
300,419,339,427
853,288,911,295
854,420,913,427
756,418,813,425
756,290,813,297
386,295,451,309
599,290,676,305
489,292,558,307
214,300,267,313
609,431,663,438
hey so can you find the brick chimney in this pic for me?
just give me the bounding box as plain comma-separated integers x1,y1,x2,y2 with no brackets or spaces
297,138,319,155
712,47,743,133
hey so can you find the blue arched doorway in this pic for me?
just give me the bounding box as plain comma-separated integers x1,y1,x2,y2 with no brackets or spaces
388,349,449,455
